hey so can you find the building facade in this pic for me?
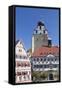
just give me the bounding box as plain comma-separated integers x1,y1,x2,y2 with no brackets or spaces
15,40,31,83
31,46,59,81
31,21,59,82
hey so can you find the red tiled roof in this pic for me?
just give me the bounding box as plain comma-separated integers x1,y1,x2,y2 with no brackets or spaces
32,46,59,57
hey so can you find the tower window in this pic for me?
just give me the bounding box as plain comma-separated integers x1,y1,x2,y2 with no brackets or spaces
36,30,37,34
43,30,45,34
40,26,41,30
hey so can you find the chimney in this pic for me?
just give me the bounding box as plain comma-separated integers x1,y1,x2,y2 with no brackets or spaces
48,38,52,47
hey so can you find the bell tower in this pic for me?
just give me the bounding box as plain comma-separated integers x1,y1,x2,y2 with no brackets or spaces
32,21,48,53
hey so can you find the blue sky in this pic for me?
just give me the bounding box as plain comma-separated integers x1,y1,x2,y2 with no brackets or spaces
16,7,59,50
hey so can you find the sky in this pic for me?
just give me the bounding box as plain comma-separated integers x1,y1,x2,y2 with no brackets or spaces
16,7,59,50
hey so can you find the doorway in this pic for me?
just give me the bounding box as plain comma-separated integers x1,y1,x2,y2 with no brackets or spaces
48,73,54,80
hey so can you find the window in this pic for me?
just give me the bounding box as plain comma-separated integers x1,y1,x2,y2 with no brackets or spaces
23,75,26,80
49,64,53,69
55,56,58,61
17,63,21,67
16,55,28,59
33,58,36,63
36,30,37,34
44,58,46,61
16,55,19,58
43,30,45,34
34,65,37,68
23,56,26,59
34,65,43,68
55,58,57,61
53,64,58,68
44,65,49,68
16,55,22,59
41,58,42,61
22,72,27,75
17,72,21,76
19,49,22,52
21,62,30,67
40,65,43,68
34,58,36,61
40,26,41,30
20,56,22,59
23,56,27,59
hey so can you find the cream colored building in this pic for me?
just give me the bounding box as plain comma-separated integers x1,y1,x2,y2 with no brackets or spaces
15,40,31,83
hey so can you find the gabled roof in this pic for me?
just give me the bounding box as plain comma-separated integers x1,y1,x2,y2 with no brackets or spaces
16,40,20,45
32,46,59,57
16,40,23,46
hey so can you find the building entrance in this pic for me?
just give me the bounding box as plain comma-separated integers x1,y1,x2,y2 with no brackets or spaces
48,73,54,80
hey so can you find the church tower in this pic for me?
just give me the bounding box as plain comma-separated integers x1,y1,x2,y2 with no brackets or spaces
32,21,48,53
